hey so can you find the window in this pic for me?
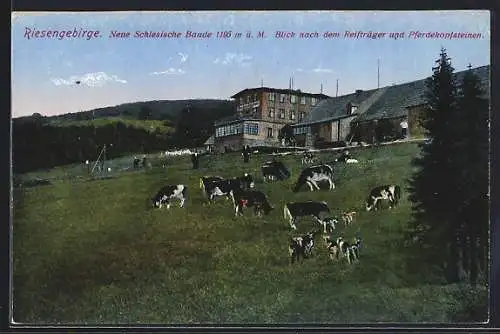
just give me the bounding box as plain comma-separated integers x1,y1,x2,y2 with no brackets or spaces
311,97,317,106
291,95,297,104
280,94,287,103
268,107,275,118
279,109,286,119
299,112,306,121
244,122,259,135
268,93,275,101
300,96,306,105
215,123,243,137
246,95,251,103
290,110,296,120
267,127,273,138
253,107,259,115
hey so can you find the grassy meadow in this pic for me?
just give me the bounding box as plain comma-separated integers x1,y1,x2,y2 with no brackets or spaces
12,142,488,324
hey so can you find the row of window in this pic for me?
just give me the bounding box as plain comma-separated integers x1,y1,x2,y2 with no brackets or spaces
268,108,306,121
215,123,260,138
293,127,309,135
268,93,317,106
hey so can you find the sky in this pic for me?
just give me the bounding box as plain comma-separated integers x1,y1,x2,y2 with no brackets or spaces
11,10,490,118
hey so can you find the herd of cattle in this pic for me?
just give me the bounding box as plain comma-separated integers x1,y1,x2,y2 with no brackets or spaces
151,150,402,265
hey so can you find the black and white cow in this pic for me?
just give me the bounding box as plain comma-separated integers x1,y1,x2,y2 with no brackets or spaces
152,184,188,209
261,160,291,181
292,164,335,192
203,174,255,203
335,236,362,264
301,151,316,165
199,175,225,194
365,185,401,211
315,216,339,234
284,201,331,230
288,230,319,264
230,188,274,217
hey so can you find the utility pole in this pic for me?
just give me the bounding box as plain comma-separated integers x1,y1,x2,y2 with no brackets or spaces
377,58,380,89
336,80,339,97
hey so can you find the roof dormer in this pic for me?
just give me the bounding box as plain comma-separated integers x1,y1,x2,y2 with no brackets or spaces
347,102,358,115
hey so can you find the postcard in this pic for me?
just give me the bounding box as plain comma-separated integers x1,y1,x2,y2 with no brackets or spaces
11,10,491,326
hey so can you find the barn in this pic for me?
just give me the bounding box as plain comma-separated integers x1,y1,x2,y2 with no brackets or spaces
291,65,490,147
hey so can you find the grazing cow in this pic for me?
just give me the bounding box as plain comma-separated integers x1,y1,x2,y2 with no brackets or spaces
341,211,357,226
301,151,316,165
199,175,224,194
203,174,255,203
335,149,351,163
261,160,291,181
230,188,274,217
293,164,335,192
315,216,338,234
284,201,330,230
365,185,401,211
152,184,188,209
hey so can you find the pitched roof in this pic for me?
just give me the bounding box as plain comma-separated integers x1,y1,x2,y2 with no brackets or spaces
293,64,490,126
204,135,215,145
230,87,331,99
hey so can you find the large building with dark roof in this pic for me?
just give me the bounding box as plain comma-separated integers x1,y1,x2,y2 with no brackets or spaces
291,65,490,147
213,87,330,151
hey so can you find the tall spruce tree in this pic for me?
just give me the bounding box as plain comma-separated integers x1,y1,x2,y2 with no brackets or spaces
406,48,462,283
455,64,489,285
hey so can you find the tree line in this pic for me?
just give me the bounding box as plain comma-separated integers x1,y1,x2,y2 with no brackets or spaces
13,101,237,173
406,48,489,287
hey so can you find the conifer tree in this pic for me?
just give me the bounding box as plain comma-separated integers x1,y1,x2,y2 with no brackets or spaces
455,64,489,285
406,48,462,283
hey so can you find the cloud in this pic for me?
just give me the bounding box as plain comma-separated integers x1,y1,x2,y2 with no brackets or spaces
150,67,186,75
50,72,127,87
312,67,335,73
295,66,335,74
178,52,188,63
214,52,253,66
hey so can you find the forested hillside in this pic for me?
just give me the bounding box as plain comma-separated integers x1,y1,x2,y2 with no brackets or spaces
12,99,236,173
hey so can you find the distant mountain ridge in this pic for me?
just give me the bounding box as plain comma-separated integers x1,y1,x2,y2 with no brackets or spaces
14,99,236,123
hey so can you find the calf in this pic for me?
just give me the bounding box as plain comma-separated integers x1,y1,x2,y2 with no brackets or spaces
152,184,188,209
336,236,362,264
284,201,330,230
315,216,338,234
289,236,306,264
204,173,255,203
341,211,357,226
322,235,340,261
230,188,274,217
293,164,335,192
365,185,401,211
261,160,291,181
288,230,319,264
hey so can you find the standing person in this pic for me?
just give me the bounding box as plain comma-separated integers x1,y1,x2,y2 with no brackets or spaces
142,155,148,169
191,152,199,169
400,118,409,139
242,145,250,163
